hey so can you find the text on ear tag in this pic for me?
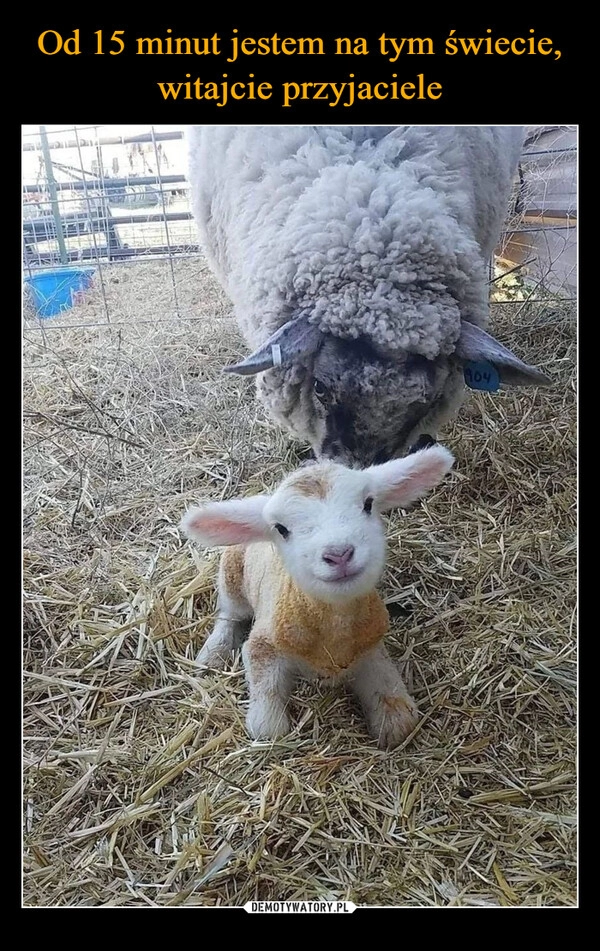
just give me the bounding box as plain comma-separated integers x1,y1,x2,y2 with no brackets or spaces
464,360,500,392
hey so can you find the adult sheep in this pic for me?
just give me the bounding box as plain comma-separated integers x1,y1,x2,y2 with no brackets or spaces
187,126,549,467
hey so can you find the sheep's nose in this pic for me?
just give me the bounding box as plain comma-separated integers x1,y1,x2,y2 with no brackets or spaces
322,545,355,567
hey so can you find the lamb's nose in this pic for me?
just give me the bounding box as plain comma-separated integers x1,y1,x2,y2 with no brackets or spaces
322,545,355,567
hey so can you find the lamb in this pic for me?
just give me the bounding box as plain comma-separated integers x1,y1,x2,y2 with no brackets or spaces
187,126,549,468
180,442,454,749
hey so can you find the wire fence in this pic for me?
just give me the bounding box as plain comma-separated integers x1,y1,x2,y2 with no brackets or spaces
22,124,577,331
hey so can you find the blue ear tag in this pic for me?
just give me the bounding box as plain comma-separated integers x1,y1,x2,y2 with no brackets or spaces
463,360,500,392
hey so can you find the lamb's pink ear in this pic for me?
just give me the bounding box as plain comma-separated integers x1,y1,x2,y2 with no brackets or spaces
180,495,271,547
367,445,454,512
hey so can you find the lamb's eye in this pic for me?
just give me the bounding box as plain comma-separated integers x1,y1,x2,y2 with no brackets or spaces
313,379,331,405
274,523,290,539
363,497,374,514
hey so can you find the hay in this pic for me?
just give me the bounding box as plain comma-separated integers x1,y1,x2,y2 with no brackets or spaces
23,257,576,907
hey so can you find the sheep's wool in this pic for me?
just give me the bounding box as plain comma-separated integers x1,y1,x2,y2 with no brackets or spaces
187,126,524,456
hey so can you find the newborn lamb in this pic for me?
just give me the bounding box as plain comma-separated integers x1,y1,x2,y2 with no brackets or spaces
181,444,454,749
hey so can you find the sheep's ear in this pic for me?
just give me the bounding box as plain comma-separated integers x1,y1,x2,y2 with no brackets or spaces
455,320,551,386
180,496,271,546
367,445,454,512
224,316,324,375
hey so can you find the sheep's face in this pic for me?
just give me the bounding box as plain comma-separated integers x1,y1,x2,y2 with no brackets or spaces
257,337,464,469
308,337,464,467
181,445,454,605
251,320,549,468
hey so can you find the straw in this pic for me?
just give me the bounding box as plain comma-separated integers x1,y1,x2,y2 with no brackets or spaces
23,257,576,906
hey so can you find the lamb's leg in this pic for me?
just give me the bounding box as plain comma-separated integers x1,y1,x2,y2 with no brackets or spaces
349,644,419,750
242,635,296,740
196,548,252,668
196,593,251,668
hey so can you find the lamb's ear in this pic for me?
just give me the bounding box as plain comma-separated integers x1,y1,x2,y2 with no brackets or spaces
367,445,454,512
180,496,271,546
455,320,551,386
224,316,324,375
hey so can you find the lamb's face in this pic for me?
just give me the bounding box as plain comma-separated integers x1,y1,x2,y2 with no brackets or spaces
263,462,388,604
181,445,455,606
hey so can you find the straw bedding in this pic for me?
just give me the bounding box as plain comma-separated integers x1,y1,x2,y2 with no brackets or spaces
23,257,576,907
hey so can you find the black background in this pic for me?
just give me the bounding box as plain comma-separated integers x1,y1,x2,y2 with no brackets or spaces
19,9,582,920
21,14,579,123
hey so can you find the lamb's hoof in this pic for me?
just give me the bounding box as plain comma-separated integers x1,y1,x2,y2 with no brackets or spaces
370,694,419,750
195,641,231,669
246,702,290,741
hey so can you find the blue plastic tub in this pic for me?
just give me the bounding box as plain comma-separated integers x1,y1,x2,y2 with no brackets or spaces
24,267,95,318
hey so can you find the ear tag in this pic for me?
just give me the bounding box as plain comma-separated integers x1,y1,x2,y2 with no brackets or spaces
464,360,500,392
271,344,282,367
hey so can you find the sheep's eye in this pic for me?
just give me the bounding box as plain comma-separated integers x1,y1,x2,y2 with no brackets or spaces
274,523,290,539
313,379,331,405
363,497,374,514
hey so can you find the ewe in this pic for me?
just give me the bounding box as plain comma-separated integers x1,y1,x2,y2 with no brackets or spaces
187,126,548,467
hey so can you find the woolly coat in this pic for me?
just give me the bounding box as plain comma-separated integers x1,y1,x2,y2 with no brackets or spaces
187,126,524,444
